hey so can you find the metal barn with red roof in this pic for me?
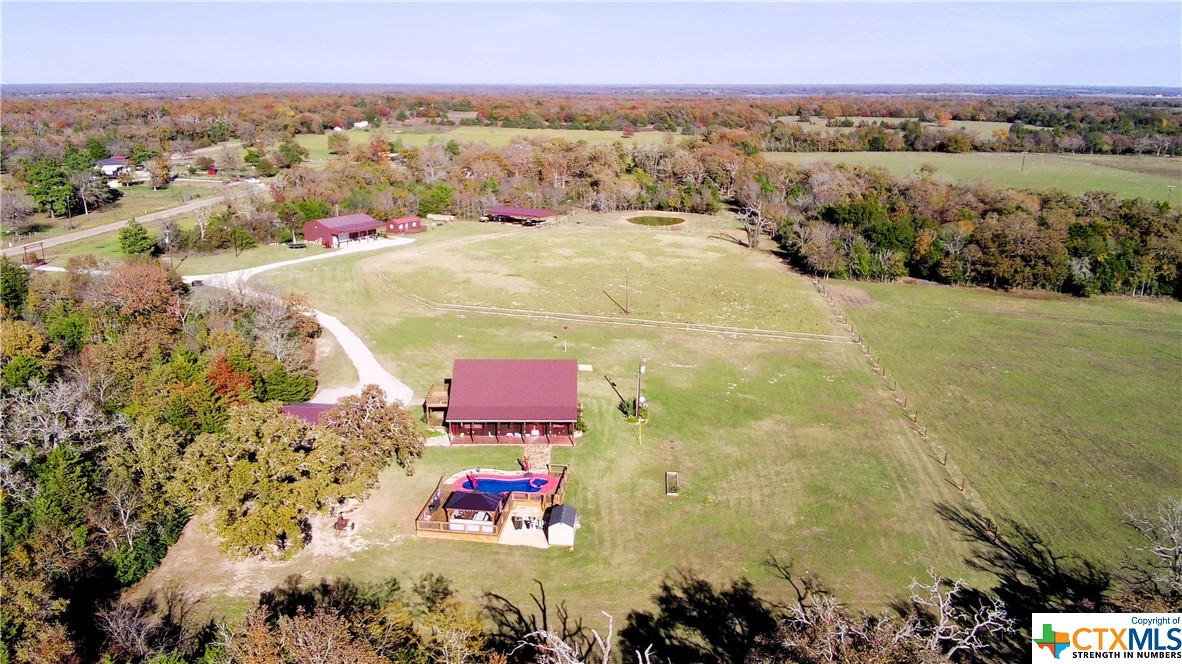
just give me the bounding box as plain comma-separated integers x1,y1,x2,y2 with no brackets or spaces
303,213,424,248
443,359,578,445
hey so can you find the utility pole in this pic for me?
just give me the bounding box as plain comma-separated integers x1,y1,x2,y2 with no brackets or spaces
1021,151,1028,172
563,326,568,353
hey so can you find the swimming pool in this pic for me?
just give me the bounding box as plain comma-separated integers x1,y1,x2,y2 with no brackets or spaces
453,472,558,495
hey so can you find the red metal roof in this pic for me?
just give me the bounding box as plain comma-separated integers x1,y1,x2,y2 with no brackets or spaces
487,205,557,219
446,359,578,422
280,402,333,425
312,213,384,233
387,216,421,224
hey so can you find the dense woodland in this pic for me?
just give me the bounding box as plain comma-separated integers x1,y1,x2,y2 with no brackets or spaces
0,256,425,662
2,92,1181,163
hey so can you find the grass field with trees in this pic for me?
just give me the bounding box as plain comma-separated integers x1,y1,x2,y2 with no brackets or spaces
138,219,978,621
830,280,1182,565
292,126,682,160
133,217,1180,629
762,150,1182,202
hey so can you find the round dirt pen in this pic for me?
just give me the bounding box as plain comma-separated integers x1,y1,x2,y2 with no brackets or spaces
627,215,685,227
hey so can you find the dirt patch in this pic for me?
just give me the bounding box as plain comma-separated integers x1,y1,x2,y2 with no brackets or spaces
828,285,878,308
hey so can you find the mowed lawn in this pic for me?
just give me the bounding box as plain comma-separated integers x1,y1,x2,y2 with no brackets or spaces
761,151,1182,202
138,219,977,624
832,281,1182,565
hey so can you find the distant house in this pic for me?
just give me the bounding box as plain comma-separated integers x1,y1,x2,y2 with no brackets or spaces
97,156,132,177
280,402,334,425
440,359,578,445
302,213,423,247
483,205,558,226
353,120,370,129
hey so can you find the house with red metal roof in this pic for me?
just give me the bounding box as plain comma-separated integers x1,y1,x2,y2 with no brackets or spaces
280,402,334,425
483,205,558,226
302,213,423,248
439,359,578,445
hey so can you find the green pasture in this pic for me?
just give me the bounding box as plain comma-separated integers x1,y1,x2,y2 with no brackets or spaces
833,281,1182,565
775,116,1025,140
41,211,329,274
761,151,1182,201
139,217,978,624
294,126,682,160
6,181,224,244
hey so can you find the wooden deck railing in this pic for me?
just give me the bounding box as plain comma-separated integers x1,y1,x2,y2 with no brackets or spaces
414,465,572,541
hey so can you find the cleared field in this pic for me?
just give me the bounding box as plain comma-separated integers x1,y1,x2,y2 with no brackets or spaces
139,218,977,623
834,281,1182,565
295,126,681,160
761,151,1182,201
776,116,1025,139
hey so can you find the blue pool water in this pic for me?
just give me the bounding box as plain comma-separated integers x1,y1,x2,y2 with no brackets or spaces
461,475,549,494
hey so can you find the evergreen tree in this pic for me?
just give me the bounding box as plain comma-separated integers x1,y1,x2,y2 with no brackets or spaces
118,218,156,255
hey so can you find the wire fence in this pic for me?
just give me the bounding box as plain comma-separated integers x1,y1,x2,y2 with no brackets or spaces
812,277,985,507
377,272,856,344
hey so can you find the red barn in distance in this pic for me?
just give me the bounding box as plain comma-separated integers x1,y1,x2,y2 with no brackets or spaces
302,213,423,248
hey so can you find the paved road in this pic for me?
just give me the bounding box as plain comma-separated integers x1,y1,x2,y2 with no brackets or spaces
3,192,235,258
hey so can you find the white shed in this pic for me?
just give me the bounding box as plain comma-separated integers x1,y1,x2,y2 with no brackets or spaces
353,120,369,129
544,504,577,548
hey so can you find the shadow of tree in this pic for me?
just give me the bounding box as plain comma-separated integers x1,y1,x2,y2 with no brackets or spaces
258,573,403,620
936,502,1113,659
709,233,749,248
619,570,778,664
483,579,593,663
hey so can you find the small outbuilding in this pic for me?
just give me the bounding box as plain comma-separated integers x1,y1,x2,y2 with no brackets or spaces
544,504,577,548
387,216,424,234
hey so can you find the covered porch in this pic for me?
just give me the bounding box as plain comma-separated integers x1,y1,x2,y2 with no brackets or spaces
447,421,575,446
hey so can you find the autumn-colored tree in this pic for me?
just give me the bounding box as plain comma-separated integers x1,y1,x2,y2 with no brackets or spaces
328,131,350,156
169,401,352,558
147,156,171,189
0,546,78,664
206,354,255,403
89,258,186,332
323,384,425,479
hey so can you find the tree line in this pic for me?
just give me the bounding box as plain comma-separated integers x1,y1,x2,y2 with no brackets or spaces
2,93,1179,177
260,130,1180,298
4,487,1176,662
0,257,425,662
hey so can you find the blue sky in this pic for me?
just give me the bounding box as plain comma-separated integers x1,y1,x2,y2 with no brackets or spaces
2,2,1179,86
